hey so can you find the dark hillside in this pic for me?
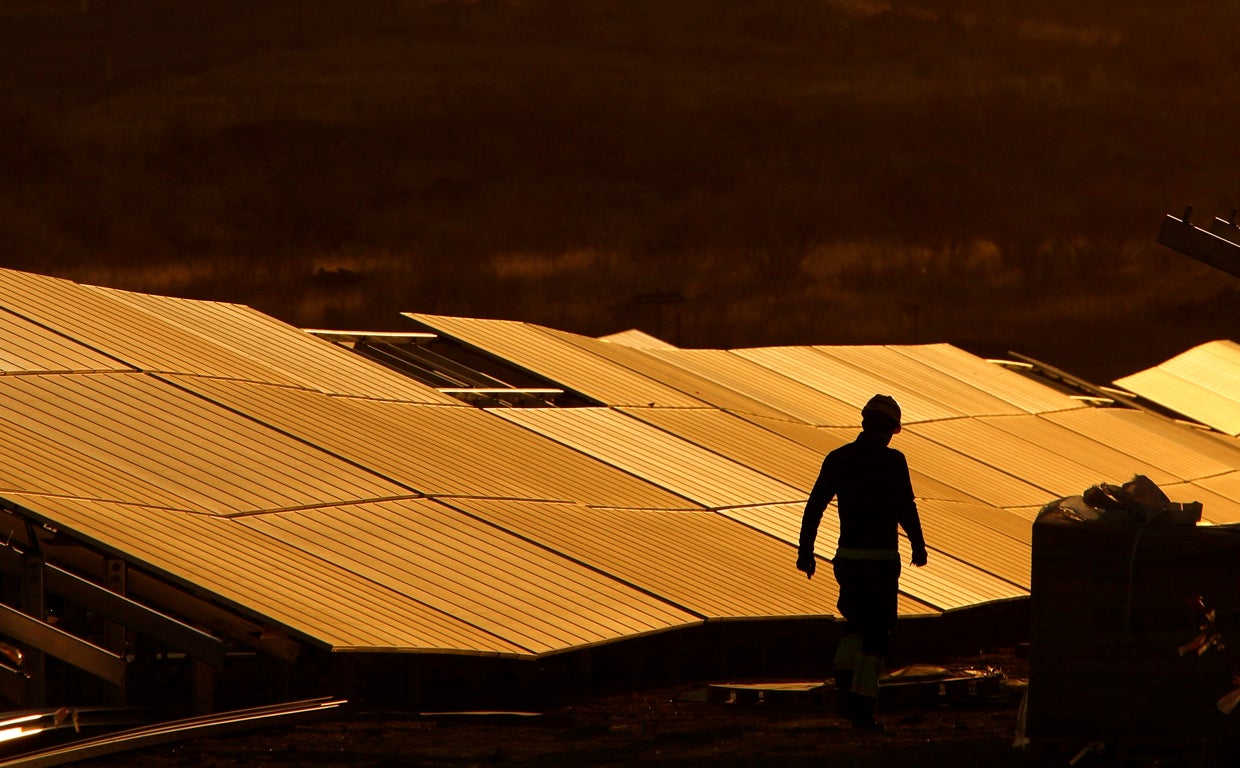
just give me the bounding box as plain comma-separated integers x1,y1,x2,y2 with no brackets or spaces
2,0,1237,380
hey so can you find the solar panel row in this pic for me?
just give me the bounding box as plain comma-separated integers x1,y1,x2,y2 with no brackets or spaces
0,269,1236,660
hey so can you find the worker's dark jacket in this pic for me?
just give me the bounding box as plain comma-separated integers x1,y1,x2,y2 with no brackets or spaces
798,430,926,559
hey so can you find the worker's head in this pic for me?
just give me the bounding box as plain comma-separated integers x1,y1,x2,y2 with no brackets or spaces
861,394,901,436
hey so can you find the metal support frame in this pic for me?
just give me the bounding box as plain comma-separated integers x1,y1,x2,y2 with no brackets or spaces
0,602,126,687
1157,208,1240,279
38,542,301,663
18,553,46,707
0,546,228,667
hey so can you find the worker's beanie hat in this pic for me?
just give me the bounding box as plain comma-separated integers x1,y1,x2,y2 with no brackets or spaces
862,394,902,433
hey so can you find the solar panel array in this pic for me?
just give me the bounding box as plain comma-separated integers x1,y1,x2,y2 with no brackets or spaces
0,268,1237,659
1115,340,1240,436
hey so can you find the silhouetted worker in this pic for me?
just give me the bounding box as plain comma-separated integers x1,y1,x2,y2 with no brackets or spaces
796,393,928,729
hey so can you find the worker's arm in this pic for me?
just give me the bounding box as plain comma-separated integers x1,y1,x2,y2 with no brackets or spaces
895,454,928,567
797,455,836,578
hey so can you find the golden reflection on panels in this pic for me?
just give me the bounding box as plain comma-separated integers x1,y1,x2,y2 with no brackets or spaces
548,329,792,421
733,346,966,424
721,502,1026,613
0,493,523,655
404,314,705,408
891,344,1082,414
617,407,832,489
816,346,1023,418
1042,409,1240,482
642,348,859,426
715,502,935,618
95,287,459,404
444,497,846,620
0,308,133,373
914,499,1031,588
0,269,300,384
982,414,1181,487
1115,341,1240,436
0,374,404,514
1190,472,1240,522
492,408,803,509
909,419,1117,502
1159,482,1240,525
238,498,698,656
166,375,691,510
744,418,980,505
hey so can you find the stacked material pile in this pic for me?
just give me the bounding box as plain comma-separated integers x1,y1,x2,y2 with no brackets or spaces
1029,477,1240,756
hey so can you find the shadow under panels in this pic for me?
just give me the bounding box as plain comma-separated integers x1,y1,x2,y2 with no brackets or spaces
93,286,458,404
491,407,803,509
404,313,705,408
442,497,844,621
163,375,691,510
0,373,405,514
721,502,1026,613
236,498,698,656
0,493,524,655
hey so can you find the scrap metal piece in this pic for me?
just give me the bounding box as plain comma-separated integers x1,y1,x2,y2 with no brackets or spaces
1157,210,1240,279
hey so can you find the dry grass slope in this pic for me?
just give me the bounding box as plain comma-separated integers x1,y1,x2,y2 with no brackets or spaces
2,0,1238,380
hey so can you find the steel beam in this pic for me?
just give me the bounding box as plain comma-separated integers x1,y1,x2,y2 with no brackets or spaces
0,602,126,686
1208,214,1240,246
0,547,228,667
39,543,301,663
1157,211,1240,279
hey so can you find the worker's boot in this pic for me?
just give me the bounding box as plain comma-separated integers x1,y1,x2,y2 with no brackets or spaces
851,694,882,730
833,670,855,718
831,634,863,719
851,653,884,730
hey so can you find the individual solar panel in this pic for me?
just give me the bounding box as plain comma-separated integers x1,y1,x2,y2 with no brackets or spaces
0,373,406,514
238,498,699,655
164,375,692,510
404,314,706,407
1041,408,1240,482
816,345,1025,417
617,407,835,489
0,307,133,373
719,502,1025,613
492,408,803,509
715,502,936,617
982,414,1181,487
445,497,858,620
642,348,858,426
0,269,302,383
1,493,525,655
733,346,967,424
910,418,1132,502
548,329,794,421
94,287,460,404
891,344,1083,414
742,416,986,505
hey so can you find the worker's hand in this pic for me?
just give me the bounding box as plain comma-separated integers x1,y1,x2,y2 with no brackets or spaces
911,547,928,567
796,552,817,579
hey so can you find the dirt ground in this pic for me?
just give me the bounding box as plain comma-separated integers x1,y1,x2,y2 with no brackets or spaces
73,654,1042,768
